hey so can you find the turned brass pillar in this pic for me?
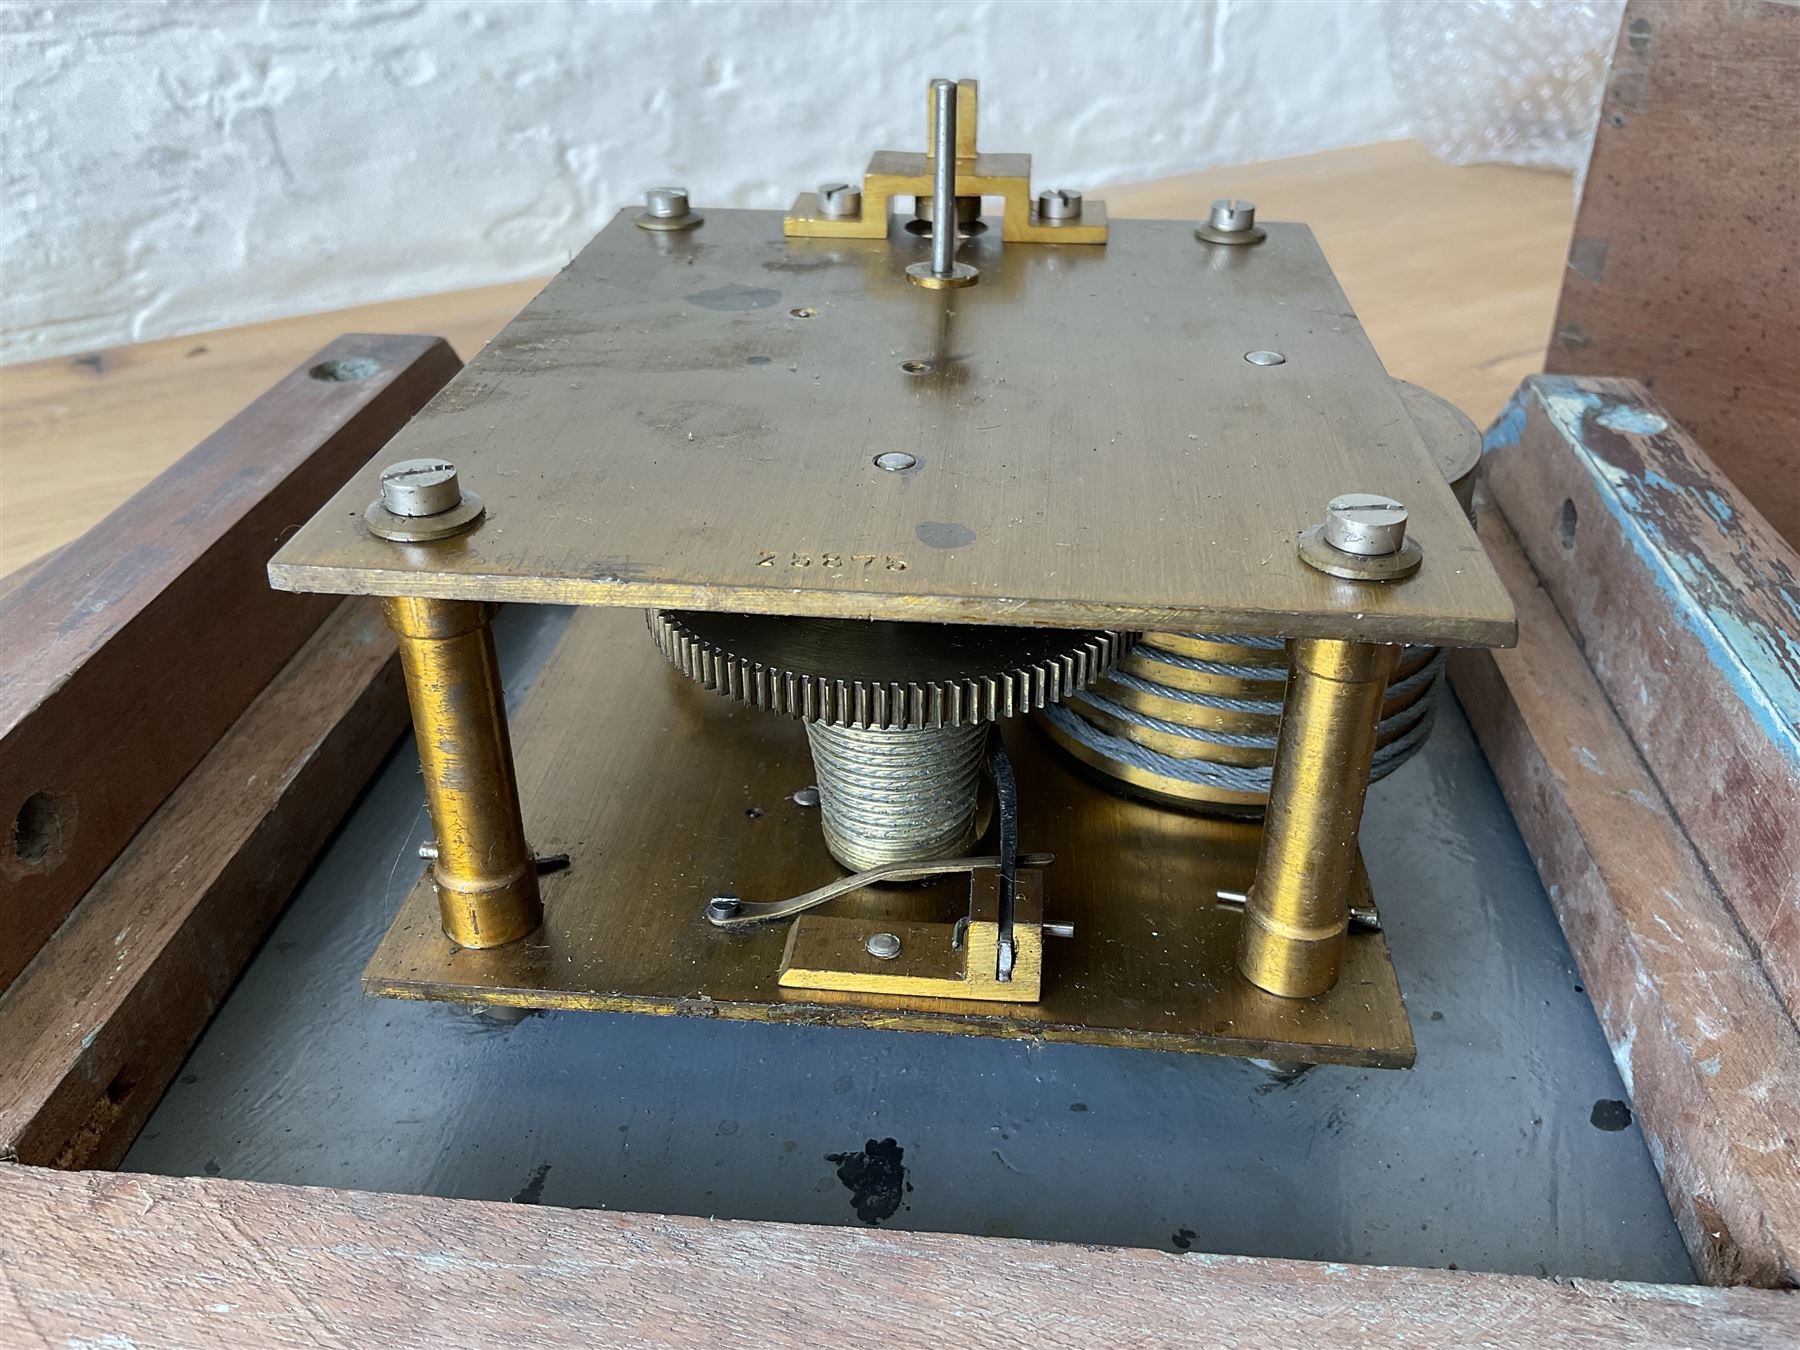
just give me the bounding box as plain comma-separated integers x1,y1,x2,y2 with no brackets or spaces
384,595,541,948
1236,637,1398,998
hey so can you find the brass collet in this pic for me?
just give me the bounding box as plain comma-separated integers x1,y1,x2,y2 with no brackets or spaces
1236,638,1399,998
384,596,542,949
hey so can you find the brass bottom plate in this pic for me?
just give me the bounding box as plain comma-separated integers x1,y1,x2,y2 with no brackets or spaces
364,610,1415,1068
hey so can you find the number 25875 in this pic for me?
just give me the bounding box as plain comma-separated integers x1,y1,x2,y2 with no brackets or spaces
756,551,907,571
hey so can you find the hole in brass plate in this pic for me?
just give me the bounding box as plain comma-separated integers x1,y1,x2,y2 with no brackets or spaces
900,361,932,375
790,307,818,319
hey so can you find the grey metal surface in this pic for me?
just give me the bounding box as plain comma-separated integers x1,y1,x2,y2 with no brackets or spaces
929,78,957,278
126,604,1693,1283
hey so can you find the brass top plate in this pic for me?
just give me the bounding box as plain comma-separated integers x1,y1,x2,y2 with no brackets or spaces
270,209,1514,648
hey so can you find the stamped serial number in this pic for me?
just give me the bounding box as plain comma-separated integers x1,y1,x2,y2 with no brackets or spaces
757,551,908,572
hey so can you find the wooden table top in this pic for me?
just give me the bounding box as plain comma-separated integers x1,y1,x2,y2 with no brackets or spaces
0,139,1573,578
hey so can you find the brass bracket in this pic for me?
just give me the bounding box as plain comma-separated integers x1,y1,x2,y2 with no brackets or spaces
784,80,1107,246
778,869,1047,1003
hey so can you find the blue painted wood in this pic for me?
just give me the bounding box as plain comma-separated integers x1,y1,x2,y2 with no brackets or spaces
1482,375,1800,1023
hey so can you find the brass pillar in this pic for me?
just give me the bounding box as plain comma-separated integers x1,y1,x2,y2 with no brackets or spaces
1236,637,1399,998
384,596,541,948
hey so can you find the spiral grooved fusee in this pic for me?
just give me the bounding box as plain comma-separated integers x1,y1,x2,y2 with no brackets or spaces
648,610,1131,868
807,722,988,870
1038,381,1481,816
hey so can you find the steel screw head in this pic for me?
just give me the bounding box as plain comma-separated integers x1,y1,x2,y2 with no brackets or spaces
1038,187,1082,221
874,451,917,472
791,786,821,807
818,182,862,218
1324,493,1409,556
1196,197,1266,246
1244,350,1286,367
644,186,691,219
637,185,703,233
379,459,462,517
708,895,742,920
1298,493,1421,582
1209,198,1257,233
365,459,484,542
865,932,902,960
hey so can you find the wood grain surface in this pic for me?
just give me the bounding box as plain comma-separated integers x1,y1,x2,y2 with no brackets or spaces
1451,514,1800,1288
0,601,401,1173
0,298,527,577
1484,376,1800,1027
1547,0,1800,544
0,335,457,995
0,140,1573,579
0,1164,1795,1349
0,600,405,1170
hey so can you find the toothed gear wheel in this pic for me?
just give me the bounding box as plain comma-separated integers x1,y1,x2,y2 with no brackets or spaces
649,610,1136,730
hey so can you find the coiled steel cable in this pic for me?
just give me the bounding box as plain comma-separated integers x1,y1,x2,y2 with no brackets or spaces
806,722,988,871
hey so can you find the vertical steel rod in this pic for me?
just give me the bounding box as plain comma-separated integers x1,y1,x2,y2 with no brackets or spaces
384,596,541,949
930,77,957,278
1235,638,1398,998
990,732,1019,981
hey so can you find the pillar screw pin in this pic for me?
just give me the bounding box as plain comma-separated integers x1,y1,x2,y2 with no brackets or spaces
1196,197,1266,245
1298,492,1423,581
1038,188,1082,222
818,182,862,218
637,185,703,231
365,459,485,542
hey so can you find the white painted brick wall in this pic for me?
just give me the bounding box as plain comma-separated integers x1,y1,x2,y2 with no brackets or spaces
4,0,1422,362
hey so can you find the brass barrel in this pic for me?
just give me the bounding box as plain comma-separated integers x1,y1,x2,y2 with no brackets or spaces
1235,638,1398,998
384,596,541,948
1038,379,1475,815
